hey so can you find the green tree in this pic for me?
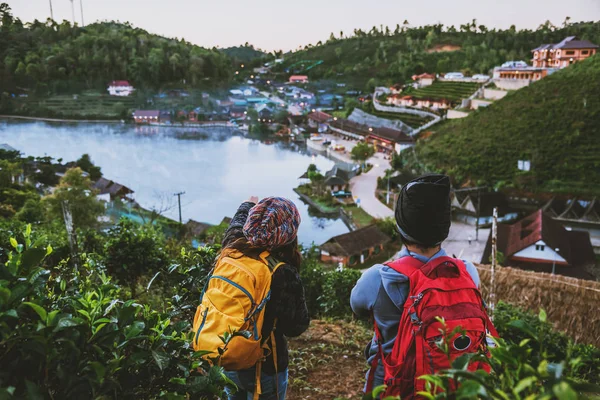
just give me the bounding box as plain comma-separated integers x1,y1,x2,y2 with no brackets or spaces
351,142,375,169
43,167,104,230
105,219,167,297
75,154,102,181
15,198,44,223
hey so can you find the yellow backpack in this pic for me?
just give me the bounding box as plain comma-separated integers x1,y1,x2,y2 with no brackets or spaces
192,249,283,371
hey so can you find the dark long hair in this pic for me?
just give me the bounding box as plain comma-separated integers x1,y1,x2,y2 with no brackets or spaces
220,236,302,271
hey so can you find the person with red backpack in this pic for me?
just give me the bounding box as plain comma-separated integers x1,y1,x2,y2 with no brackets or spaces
351,174,497,399
192,197,309,400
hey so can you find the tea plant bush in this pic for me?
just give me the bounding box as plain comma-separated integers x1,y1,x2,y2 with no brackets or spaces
0,225,232,399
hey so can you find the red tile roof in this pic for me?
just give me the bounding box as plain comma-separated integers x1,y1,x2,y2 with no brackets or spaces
481,209,595,268
412,73,436,80
109,80,131,87
289,75,309,81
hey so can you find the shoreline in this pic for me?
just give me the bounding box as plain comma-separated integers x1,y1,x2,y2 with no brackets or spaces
0,115,238,129
0,115,123,123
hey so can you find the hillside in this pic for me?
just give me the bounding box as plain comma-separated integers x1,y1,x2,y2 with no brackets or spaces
277,21,600,89
221,45,268,63
0,4,232,95
413,55,600,196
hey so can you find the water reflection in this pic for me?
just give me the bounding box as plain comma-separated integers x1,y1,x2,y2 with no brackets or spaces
0,120,350,245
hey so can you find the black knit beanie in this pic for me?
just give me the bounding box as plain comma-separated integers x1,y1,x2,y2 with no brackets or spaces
394,174,451,247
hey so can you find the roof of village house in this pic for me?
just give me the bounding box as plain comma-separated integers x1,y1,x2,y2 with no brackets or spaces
463,191,510,216
93,177,133,197
533,36,599,51
308,111,332,124
324,165,352,186
109,80,132,87
412,73,436,80
480,209,595,268
107,183,133,196
0,143,17,152
186,219,213,236
133,110,160,118
93,177,113,192
329,118,370,137
370,127,414,144
321,225,391,257
289,75,308,80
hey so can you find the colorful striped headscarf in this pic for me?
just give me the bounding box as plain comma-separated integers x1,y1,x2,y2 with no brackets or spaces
243,197,301,249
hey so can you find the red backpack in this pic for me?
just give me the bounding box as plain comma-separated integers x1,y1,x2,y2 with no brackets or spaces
366,256,498,399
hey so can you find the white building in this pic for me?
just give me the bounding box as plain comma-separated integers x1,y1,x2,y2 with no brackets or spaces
107,80,134,97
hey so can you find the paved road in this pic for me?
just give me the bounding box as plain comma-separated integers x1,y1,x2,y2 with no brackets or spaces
348,151,488,264
349,153,394,219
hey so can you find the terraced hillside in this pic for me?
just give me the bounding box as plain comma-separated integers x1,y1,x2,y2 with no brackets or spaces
15,93,136,119
414,55,600,196
404,81,481,102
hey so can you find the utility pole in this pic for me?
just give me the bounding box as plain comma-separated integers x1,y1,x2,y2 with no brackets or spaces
79,0,85,26
69,0,76,25
49,0,54,20
489,207,498,320
174,191,185,224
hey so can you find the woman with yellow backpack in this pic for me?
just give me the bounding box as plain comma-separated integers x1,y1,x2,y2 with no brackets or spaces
193,196,309,400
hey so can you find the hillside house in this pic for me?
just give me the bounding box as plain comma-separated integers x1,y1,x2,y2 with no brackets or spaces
177,111,198,122
289,75,309,84
93,177,134,201
366,127,414,155
107,80,134,96
320,225,391,267
389,83,404,94
532,37,598,68
481,209,595,279
412,73,436,87
230,106,247,119
307,111,332,132
387,95,450,110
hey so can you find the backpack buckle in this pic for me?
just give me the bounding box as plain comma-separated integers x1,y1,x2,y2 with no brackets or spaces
409,312,421,325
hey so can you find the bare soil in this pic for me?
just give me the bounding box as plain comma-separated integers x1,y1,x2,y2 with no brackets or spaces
286,320,372,400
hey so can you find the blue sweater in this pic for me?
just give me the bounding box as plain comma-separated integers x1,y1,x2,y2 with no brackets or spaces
350,247,480,388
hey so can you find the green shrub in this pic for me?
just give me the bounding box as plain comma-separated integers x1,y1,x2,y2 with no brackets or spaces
0,225,232,399
321,268,362,318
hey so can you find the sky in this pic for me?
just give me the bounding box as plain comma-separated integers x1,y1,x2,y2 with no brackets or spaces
9,0,600,52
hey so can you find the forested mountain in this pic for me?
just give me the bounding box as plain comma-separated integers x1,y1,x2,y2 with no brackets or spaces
221,45,267,63
0,3,233,94
277,20,600,88
412,54,600,196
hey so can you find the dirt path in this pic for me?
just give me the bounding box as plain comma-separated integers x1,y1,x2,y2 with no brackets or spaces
287,320,371,400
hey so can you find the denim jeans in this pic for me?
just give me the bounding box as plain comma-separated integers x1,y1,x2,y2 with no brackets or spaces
224,368,288,400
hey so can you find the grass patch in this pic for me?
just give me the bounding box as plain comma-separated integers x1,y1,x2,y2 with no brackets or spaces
342,204,374,228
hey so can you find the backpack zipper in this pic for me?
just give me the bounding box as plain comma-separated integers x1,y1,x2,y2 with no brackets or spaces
194,307,209,345
210,275,255,307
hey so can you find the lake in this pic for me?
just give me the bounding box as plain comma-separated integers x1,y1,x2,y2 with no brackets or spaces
0,120,351,245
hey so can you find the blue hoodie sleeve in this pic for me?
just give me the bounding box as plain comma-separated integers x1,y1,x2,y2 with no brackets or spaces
463,260,480,288
350,264,383,318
